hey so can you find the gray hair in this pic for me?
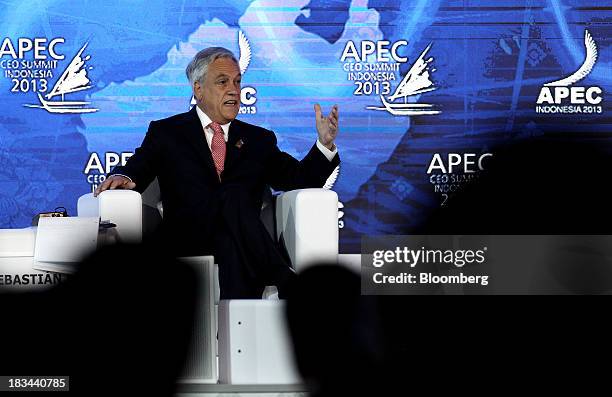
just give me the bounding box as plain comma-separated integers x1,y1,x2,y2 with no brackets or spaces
185,47,238,88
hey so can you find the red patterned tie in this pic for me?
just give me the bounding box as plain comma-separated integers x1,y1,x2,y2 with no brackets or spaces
209,121,226,179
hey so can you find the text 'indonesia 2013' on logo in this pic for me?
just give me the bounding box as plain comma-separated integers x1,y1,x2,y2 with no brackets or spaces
536,29,603,115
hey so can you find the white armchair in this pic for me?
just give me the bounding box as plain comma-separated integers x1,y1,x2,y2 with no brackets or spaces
0,184,339,385
76,184,339,385
77,184,339,271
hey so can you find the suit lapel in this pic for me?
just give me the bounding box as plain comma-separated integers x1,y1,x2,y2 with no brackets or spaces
224,120,245,175
182,107,219,184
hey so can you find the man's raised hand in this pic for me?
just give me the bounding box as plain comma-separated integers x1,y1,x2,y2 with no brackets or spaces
314,103,339,150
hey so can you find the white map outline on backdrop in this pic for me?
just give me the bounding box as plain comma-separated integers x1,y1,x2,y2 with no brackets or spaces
81,0,409,203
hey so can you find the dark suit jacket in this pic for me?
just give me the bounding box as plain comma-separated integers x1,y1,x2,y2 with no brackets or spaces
110,106,340,254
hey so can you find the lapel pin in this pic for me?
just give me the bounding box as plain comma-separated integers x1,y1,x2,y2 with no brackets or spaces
235,139,244,149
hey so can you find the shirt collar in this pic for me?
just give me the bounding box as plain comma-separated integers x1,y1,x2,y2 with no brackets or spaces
195,105,231,137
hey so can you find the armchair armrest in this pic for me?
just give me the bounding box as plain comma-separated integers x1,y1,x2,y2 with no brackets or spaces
77,190,143,243
275,188,338,272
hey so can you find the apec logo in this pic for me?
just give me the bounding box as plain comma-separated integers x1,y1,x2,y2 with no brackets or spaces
83,152,134,191
340,39,441,117
1,37,65,96
1,37,99,114
536,30,603,115
427,153,493,206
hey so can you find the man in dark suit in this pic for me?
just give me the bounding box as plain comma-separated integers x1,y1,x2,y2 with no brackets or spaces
94,47,340,298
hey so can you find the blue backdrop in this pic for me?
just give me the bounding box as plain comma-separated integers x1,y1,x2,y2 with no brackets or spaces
0,0,610,252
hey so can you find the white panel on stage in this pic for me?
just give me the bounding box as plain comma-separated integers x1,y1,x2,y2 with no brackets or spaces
34,216,99,263
218,300,301,385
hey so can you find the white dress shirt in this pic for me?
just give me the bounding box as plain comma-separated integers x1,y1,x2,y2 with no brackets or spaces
196,105,230,147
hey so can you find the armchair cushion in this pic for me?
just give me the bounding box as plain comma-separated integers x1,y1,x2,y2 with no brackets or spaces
77,190,142,244
276,189,338,272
